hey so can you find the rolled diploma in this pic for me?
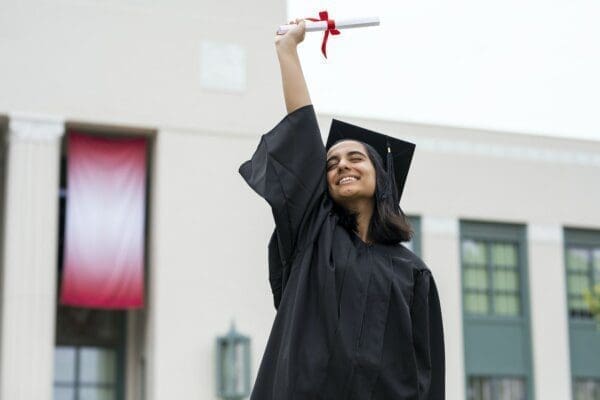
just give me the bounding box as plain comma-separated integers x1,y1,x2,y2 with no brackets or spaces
277,17,380,35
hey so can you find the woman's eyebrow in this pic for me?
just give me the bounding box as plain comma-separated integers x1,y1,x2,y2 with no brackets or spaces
346,150,366,157
327,150,366,163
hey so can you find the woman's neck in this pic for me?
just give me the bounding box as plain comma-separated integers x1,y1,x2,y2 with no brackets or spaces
345,198,374,244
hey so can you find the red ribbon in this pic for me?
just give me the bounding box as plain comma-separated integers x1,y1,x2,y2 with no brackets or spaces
306,11,340,58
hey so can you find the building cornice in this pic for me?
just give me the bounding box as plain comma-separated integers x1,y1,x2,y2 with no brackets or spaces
8,112,64,143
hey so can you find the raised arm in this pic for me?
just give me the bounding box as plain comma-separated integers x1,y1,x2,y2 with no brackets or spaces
275,19,312,114
241,21,325,307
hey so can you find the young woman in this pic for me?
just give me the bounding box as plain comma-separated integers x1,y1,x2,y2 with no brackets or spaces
239,19,445,400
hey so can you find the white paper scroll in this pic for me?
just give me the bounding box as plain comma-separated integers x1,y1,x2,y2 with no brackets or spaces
277,17,380,35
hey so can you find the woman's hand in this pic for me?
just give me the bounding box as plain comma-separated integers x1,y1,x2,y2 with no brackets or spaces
275,18,306,52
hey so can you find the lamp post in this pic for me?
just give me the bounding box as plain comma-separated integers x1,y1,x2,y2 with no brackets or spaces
216,322,251,400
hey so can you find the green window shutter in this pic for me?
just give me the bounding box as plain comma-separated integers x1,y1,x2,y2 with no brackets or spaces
461,220,534,400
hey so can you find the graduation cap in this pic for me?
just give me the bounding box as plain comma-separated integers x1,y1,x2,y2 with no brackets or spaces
326,119,416,204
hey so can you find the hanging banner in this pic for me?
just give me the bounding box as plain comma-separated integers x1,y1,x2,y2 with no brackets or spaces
60,132,147,308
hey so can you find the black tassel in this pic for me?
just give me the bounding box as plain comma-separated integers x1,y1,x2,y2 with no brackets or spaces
386,141,399,209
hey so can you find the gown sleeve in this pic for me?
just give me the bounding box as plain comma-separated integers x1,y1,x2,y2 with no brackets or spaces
411,268,446,400
239,105,326,308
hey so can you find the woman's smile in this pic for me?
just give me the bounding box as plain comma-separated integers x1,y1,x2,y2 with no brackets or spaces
337,175,359,185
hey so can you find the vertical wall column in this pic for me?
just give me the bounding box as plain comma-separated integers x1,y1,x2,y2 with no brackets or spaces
422,215,465,400
528,224,572,399
0,116,63,400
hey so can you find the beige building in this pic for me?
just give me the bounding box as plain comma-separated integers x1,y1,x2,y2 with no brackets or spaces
1,1,599,400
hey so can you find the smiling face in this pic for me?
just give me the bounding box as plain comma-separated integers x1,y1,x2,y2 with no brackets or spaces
326,140,377,206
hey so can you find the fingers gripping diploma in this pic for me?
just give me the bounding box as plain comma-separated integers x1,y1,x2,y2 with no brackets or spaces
275,18,307,49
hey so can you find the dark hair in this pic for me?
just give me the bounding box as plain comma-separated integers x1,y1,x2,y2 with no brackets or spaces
331,141,413,245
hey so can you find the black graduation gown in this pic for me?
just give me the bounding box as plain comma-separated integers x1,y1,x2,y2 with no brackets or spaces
239,104,445,400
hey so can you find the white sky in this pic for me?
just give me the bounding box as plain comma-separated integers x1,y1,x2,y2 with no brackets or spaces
287,0,600,142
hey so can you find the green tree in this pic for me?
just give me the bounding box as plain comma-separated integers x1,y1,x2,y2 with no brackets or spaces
583,283,600,330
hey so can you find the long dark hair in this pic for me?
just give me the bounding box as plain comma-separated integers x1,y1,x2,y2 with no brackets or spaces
331,141,413,245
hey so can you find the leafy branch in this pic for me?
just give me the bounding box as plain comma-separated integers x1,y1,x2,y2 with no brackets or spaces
583,283,600,330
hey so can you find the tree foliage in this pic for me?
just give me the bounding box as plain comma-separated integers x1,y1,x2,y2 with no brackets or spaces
583,283,600,330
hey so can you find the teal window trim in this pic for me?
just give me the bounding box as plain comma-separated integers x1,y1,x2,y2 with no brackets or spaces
460,220,534,400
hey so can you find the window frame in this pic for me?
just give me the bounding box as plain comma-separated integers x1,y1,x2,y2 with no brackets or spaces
463,238,522,317
460,221,529,322
564,227,600,321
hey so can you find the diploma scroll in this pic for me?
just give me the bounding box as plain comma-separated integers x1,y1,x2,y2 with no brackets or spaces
277,17,380,35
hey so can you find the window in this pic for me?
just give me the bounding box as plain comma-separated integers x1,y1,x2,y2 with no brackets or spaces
54,346,119,400
467,376,527,400
573,378,600,400
462,239,522,316
404,215,422,257
565,238,600,319
565,228,600,399
53,306,125,400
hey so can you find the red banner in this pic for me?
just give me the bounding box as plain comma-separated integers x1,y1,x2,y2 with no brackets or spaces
60,132,147,308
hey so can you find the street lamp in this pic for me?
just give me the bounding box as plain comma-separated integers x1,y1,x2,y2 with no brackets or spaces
216,322,251,400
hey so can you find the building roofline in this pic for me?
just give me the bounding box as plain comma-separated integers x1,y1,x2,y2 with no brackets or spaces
317,112,600,149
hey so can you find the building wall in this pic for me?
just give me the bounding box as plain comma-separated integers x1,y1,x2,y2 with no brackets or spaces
0,0,287,399
0,0,284,135
146,129,277,400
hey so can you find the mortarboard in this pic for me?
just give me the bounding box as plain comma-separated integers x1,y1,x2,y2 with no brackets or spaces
326,119,416,203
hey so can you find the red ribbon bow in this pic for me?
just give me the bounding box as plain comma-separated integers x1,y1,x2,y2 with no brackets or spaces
306,10,340,58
